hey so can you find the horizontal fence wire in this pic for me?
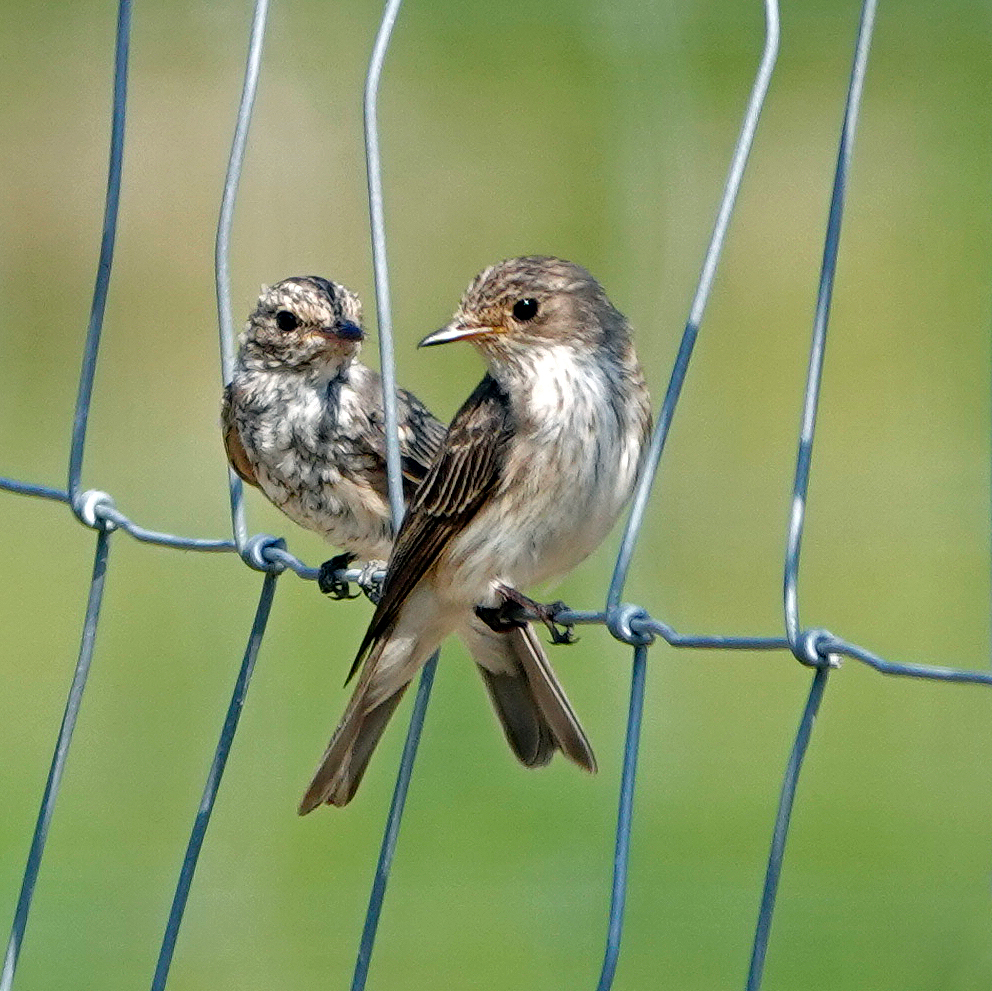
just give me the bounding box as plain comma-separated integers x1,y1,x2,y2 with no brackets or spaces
0,0,989,989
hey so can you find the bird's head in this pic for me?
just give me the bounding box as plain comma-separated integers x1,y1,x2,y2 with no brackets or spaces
241,276,365,372
420,256,631,368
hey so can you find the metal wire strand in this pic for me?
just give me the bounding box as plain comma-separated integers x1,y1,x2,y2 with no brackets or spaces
348,3,444,984
3,3,130,985
150,571,281,991
145,7,280,987
595,643,649,991
0,478,69,503
67,0,131,507
216,0,271,553
365,0,407,532
1,529,112,991
350,652,439,991
745,666,830,991
607,0,781,613
783,0,877,657
747,7,877,989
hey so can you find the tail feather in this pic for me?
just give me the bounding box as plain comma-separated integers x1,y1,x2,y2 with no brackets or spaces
476,664,556,767
298,592,443,813
298,687,409,813
461,620,597,774
300,597,595,813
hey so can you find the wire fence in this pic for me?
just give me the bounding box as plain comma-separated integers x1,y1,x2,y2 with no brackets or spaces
1,0,989,989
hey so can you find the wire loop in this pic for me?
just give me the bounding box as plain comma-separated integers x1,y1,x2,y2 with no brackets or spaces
70,489,118,531
792,627,841,669
606,604,656,647
241,533,287,573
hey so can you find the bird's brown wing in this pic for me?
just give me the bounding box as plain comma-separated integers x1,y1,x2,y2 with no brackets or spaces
221,384,260,487
355,370,446,502
396,385,447,483
346,374,513,682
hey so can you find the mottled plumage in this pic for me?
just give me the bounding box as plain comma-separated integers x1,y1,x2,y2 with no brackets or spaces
300,256,652,810
222,276,445,558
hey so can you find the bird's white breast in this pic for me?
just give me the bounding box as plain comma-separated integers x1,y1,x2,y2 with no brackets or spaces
233,367,394,559
446,346,644,600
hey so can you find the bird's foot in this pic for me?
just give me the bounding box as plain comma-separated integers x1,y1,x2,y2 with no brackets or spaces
317,554,386,603
478,583,578,645
355,560,386,604
474,602,526,633
317,553,360,600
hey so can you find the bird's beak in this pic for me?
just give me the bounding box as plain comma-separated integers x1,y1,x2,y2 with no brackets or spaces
320,320,364,342
418,321,495,348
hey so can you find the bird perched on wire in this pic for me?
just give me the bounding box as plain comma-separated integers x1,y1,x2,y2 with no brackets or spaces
222,276,444,582
222,275,597,796
299,256,652,811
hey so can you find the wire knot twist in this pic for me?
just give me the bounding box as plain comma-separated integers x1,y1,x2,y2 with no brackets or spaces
241,533,287,573
792,627,840,669
71,489,117,531
606,604,655,647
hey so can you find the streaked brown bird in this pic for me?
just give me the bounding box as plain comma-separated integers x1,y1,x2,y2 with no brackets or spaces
222,276,443,561
222,275,596,800
300,256,652,811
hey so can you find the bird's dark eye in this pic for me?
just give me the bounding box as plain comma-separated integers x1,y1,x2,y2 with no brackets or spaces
275,310,300,332
512,298,539,322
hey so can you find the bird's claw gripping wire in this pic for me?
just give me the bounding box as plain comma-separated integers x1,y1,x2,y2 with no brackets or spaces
318,553,361,600
537,600,578,645
355,560,386,604
475,583,578,645
318,555,386,603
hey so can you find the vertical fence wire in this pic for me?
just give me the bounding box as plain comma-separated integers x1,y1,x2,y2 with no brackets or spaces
350,655,439,991
783,0,877,661
745,666,830,991
147,4,278,987
67,0,131,506
607,0,780,612
598,4,779,982
595,643,649,991
364,0,406,532
348,1,442,983
1,530,113,991
2,1,131,985
216,0,271,553
747,3,877,986
150,571,281,991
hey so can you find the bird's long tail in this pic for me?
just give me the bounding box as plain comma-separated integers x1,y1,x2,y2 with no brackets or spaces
299,614,439,812
461,618,597,773
298,682,409,813
298,609,594,813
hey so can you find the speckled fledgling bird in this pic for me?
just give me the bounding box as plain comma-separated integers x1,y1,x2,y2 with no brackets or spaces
222,275,596,794
299,257,652,811
222,276,444,563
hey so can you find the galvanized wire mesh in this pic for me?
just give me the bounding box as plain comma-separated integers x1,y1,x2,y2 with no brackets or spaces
1,0,989,989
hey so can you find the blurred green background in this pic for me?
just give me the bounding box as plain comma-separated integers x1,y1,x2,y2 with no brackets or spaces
1,1,990,988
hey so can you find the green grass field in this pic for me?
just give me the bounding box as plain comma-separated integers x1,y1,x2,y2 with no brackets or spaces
1,1,990,988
